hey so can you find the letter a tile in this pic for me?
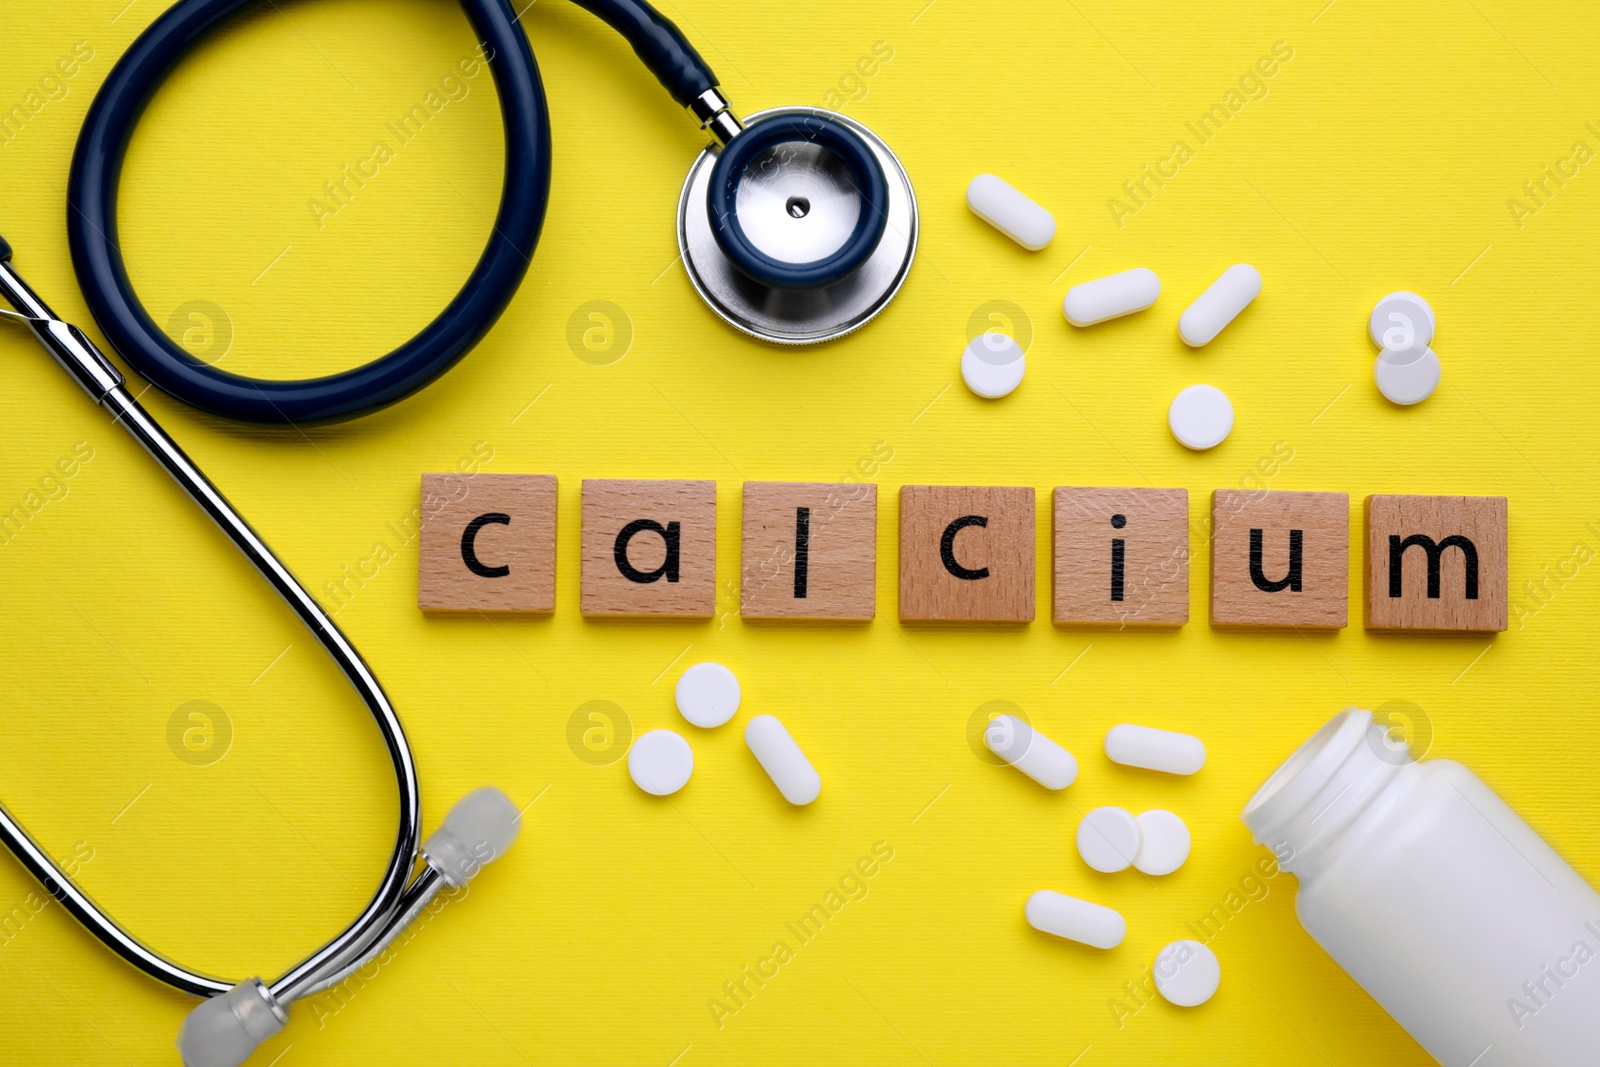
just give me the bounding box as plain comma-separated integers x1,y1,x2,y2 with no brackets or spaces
581,479,716,617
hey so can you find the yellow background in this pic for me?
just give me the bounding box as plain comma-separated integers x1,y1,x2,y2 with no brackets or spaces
2,1,1598,1064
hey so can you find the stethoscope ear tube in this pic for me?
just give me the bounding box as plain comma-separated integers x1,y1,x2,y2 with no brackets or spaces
66,0,552,425
65,0,727,426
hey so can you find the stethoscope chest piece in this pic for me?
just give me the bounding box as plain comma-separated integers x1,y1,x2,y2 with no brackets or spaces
678,107,916,345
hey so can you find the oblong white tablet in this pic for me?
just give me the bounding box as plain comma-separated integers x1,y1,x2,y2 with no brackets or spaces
966,174,1055,251
1168,384,1233,450
1063,268,1161,326
1374,346,1441,406
1133,809,1191,876
983,714,1077,790
676,662,741,728
1077,806,1141,873
1025,890,1126,949
1153,940,1221,1007
744,715,820,805
1368,291,1434,353
1178,264,1261,346
961,334,1026,399
628,729,694,796
1104,724,1207,775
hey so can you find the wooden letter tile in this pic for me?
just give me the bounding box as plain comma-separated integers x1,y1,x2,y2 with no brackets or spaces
741,481,877,620
418,473,556,613
1211,490,1349,629
1365,494,1508,632
1054,487,1188,626
581,479,716,617
899,486,1035,622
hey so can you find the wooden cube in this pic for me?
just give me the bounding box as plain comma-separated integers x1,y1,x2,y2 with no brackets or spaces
1211,490,1349,629
1365,495,1508,632
741,481,877,620
899,485,1035,622
418,473,557,613
1053,487,1188,626
580,479,716,617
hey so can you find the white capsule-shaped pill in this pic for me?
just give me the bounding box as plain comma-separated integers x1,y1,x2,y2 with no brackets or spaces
966,174,1056,251
1063,268,1161,326
744,715,821,805
1178,264,1261,347
1025,890,1126,949
983,714,1078,790
1104,724,1207,775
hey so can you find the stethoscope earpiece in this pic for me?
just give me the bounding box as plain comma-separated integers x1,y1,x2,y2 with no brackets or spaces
173,787,522,1067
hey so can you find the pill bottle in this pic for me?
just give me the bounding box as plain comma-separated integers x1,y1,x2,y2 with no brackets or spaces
1243,707,1600,1066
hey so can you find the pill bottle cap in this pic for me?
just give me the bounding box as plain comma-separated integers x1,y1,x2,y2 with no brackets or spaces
1241,707,1409,872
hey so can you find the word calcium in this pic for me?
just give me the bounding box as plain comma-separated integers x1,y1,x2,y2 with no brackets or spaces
415,476,1508,633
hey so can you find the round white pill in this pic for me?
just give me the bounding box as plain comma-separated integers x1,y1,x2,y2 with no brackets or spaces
960,333,1026,399
1024,890,1126,949
1168,384,1233,450
675,662,741,728
1374,346,1442,406
984,714,1077,790
744,714,821,805
1063,268,1161,327
1178,264,1261,347
966,174,1056,251
1076,806,1141,873
1133,809,1191,876
1104,724,1207,776
1368,291,1435,353
628,729,694,796
1153,940,1221,1007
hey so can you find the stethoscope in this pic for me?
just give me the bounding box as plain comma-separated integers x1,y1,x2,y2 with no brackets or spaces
0,0,917,1064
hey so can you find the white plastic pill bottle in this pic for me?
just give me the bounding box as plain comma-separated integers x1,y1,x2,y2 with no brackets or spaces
1243,707,1600,1066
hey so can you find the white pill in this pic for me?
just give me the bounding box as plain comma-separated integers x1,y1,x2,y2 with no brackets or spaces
1374,346,1442,406
1133,809,1191,876
960,333,1026,399
1063,268,1161,327
1368,291,1434,353
1104,724,1207,775
628,729,694,796
675,662,741,728
744,715,820,805
1024,890,1126,950
1153,940,1221,1007
1167,384,1233,450
1178,264,1261,347
1076,806,1141,873
966,174,1055,251
984,714,1077,790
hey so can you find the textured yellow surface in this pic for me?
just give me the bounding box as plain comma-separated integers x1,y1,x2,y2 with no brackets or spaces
2,1,1599,1064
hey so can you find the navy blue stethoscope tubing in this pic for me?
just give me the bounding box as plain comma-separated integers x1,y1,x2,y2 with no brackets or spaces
67,0,717,425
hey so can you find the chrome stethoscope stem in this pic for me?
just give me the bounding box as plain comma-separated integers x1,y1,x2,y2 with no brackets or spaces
0,257,423,1006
